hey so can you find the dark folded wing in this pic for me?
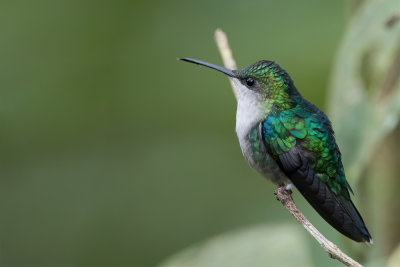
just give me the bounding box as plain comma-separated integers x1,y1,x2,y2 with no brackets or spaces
278,148,371,243
261,106,372,243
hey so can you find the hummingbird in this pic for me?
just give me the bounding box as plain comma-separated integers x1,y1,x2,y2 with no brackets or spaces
180,57,372,244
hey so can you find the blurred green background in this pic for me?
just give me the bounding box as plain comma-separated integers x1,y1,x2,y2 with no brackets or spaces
2,0,395,266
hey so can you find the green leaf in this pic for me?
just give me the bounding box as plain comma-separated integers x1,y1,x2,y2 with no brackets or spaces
387,243,400,267
327,0,400,185
157,224,313,267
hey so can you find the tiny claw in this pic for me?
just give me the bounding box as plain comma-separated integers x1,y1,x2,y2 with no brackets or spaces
285,183,293,191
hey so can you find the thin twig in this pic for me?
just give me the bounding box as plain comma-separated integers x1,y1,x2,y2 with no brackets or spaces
213,28,363,267
214,29,238,100
275,187,363,267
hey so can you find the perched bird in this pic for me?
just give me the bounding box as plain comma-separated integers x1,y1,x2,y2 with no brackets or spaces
180,58,372,244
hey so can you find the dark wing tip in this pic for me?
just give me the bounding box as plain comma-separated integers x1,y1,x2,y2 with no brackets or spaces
278,149,372,243
361,227,373,245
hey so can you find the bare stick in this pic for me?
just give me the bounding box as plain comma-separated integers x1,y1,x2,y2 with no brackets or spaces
214,28,363,267
214,29,238,100
275,187,363,267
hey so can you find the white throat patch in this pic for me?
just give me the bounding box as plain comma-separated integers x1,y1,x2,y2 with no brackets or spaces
231,78,268,140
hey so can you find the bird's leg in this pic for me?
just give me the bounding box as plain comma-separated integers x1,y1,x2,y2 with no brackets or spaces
285,183,293,191
278,183,293,193
276,183,294,202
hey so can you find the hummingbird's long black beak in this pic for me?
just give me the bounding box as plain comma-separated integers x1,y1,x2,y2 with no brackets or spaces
179,58,236,77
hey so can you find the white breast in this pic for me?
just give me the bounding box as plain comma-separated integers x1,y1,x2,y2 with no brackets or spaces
230,78,287,185
231,78,266,141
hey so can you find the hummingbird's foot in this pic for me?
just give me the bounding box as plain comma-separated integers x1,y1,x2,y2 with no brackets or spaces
285,183,293,191
277,183,293,195
275,184,294,203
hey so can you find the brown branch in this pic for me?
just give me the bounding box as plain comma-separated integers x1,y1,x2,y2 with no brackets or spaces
214,28,363,267
214,29,238,100
275,187,363,267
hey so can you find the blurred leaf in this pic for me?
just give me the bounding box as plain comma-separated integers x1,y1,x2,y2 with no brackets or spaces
157,224,313,267
364,259,387,267
327,0,400,185
387,243,400,267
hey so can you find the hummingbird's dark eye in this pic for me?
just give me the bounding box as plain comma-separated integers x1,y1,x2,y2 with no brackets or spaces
246,77,254,87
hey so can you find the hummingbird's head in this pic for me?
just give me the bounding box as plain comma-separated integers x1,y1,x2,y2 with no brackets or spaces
235,60,294,95
180,58,299,109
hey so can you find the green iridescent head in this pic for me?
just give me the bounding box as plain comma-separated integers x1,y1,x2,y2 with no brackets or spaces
235,60,295,96
180,58,300,108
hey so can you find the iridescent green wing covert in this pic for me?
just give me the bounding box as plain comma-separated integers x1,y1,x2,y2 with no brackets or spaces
261,100,371,242
263,102,351,194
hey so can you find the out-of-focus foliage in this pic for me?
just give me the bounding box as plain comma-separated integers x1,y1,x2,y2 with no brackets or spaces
327,0,400,185
328,0,400,264
158,224,312,267
327,0,400,264
387,243,400,267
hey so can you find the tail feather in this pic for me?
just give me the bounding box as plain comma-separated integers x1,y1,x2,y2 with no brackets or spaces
279,152,372,243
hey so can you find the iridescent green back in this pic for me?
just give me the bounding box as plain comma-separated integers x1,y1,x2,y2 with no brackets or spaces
262,102,352,196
